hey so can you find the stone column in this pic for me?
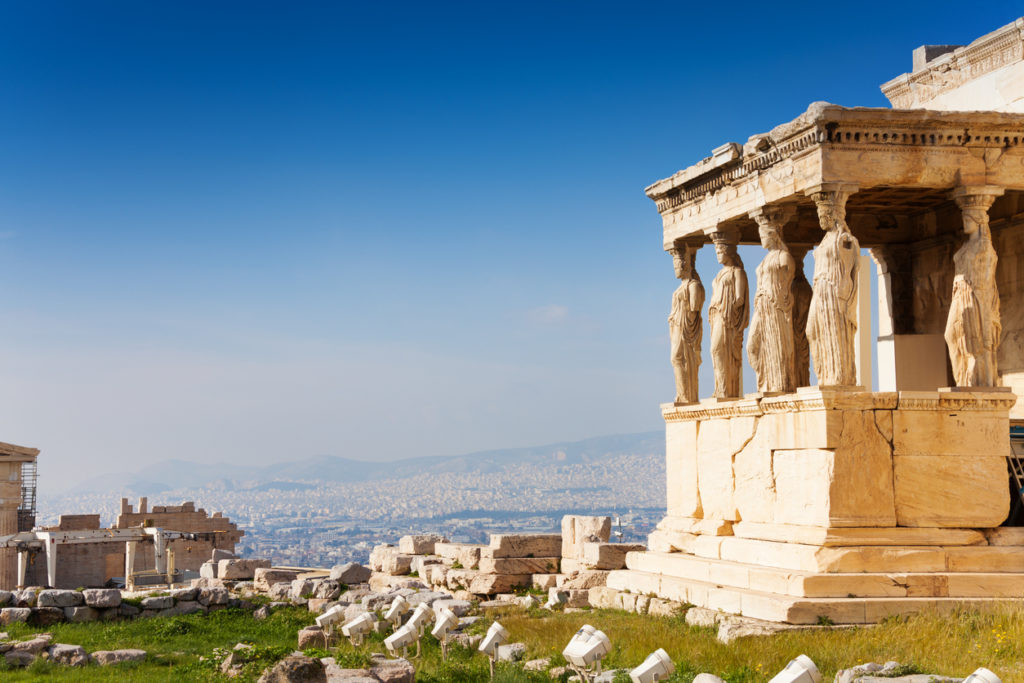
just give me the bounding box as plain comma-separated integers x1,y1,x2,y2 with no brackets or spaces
790,246,813,388
708,228,749,398
748,206,797,393
945,186,1005,387
805,184,861,387
668,241,705,404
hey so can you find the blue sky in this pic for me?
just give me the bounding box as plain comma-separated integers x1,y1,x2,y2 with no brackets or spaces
1,2,1019,490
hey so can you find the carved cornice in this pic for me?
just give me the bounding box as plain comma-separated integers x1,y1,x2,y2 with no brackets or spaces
897,390,1018,411
644,105,1024,218
881,19,1024,108
662,398,762,422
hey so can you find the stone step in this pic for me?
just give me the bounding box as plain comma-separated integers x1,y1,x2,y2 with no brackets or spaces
659,535,1024,573
607,569,1013,624
623,551,1024,598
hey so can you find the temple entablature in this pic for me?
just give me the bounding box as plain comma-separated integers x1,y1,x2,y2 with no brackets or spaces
646,104,1024,251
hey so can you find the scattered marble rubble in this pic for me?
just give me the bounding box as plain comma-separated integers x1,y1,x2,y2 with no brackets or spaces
0,630,146,668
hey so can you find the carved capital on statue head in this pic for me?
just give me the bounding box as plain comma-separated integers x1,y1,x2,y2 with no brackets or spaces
709,226,740,246
748,204,796,231
749,205,796,249
668,239,700,280
951,185,1003,238
804,183,858,232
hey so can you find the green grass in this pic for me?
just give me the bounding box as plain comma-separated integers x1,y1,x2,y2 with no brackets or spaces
0,603,1022,681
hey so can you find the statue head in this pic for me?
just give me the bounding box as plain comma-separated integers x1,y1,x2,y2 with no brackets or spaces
962,208,987,237
710,230,739,266
670,243,698,279
758,224,785,251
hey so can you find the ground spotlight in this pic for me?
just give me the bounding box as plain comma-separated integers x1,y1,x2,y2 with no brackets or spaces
630,648,674,683
384,594,410,630
340,612,374,647
767,655,821,683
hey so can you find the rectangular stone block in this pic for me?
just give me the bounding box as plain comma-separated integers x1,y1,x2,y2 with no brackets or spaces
984,528,1024,546
893,455,1009,527
892,410,1008,456
398,534,447,555
606,569,660,596
732,522,987,547
488,534,562,559
218,558,271,580
463,571,531,595
829,410,896,527
695,417,742,521
733,426,774,524
944,546,1024,572
478,557,560,574
772,449,832,526
758,407,841,450
532,574,560,591
560,516,611,560
665,421,701,518
581,543,646,570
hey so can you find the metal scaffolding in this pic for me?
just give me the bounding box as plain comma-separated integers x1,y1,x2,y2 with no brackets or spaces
17,459,37,532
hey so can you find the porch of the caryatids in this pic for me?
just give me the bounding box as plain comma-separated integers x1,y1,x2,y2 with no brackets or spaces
747,206,797,394
708,228,748,398
668,240,705,404
805,184,861,387
945,185,1005,388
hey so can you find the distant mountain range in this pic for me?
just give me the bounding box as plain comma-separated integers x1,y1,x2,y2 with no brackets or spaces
68,431,664,496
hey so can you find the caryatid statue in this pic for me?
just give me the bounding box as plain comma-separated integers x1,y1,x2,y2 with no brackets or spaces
806,187,860,387
708,229,749,398
747,207,797,393
789,245,813,388
945,187,1004,387
668,242,705,404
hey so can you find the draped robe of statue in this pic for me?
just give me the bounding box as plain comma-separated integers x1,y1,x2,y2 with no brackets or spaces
709,253,749,398
945,214,1001,387
791,255,813,388
806,225,860,386
748,241,796,393
669,267,705,403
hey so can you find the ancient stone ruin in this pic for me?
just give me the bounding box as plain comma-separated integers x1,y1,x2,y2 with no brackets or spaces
609,17,1024,624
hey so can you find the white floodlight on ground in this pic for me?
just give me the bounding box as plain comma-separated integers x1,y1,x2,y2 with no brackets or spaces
315,604,346,635
768,655,822,683
545,588,568,609
340,613,374,647
384,622,419,657
431,607,458,661
384,595,410,629
407,602,433,636
964,668,1001,683
563,625,612,682
630,648,675,683
479,621,510,679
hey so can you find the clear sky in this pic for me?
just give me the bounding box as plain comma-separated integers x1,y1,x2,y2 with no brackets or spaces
1,2,1019,491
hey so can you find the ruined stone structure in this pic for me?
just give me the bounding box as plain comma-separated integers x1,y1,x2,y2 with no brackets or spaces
609,18,1024,624
5,499,242,590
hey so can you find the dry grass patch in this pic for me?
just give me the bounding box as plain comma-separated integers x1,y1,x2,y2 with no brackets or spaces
496,603,1024,682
